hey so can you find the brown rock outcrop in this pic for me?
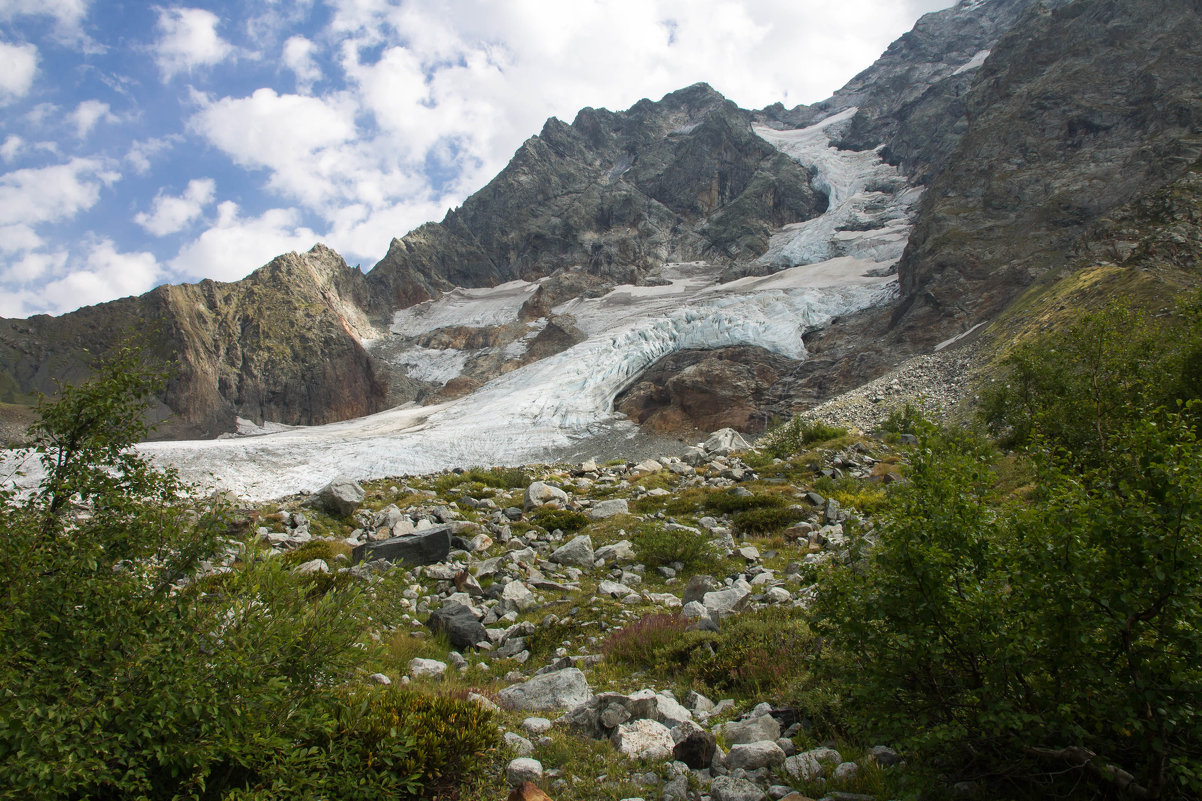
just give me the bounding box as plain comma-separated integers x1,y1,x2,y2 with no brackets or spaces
614,346,798,436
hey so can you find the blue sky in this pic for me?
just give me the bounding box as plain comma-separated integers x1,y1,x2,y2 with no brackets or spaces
0,0,953,318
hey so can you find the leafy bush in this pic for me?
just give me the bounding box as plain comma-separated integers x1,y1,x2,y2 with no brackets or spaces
280,538,353,567
762,415,848,457
0,344,499,800
814,413,1202,797
529,507,590,533
979,298,1202,465
602,613,690,666
434,467,530,492
878,402,924,437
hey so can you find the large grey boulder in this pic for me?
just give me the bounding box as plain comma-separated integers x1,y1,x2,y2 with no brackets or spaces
594,539,636,564
726,740,786,770
549,534,594,567
611,718,674,761
710,775,765,801
505,757,543,787
352,525,451,566
426,602,489,650
497,668,591,711
523,481,570,510
704,428,750,455
702,583,751,618
718,713,780,745
313,476,365,516
588,498,629,519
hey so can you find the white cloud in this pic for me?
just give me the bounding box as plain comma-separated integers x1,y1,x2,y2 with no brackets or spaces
125,136,178,174
71,99,116,138
0,247,65,284
0,41,38,103
190,88,365,207
0,0,89,26
154,7,233,80
0,135,23,162
0,223,42,253
0,158,119,226
38,239,160,312
134,177,215,236
282,35,320,91
169,201,318,282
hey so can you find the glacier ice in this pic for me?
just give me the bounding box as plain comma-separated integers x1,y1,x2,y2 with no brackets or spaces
3,110,921,501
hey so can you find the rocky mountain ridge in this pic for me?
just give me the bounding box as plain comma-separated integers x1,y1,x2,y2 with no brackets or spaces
2,0,1200,446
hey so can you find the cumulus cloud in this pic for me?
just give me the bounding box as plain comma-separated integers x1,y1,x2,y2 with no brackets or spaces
282,35,321,91
134,177,216,236
0,223,42,253
0,135,23,162
190,88,366,207
37,240,161,313
0,41,38,103
0,158,119,226
169,201,318,282
154,7,233,80
125,136,178,174
71,99,117,138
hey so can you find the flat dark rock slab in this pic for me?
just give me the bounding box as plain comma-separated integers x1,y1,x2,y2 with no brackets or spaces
352,525,452,566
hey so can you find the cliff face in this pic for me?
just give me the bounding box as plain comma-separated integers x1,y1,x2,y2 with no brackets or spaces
0,245,388,440
366,83,827,310
890,0,1202,345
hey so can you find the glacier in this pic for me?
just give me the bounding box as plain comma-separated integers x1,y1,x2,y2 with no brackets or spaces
3,109,921,501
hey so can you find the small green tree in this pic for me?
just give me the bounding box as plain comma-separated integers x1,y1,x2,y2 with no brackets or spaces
815,409,1202,798
0,344,490,799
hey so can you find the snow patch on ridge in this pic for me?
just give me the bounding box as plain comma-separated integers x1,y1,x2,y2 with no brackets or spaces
953,49,991,75
390,280,540,337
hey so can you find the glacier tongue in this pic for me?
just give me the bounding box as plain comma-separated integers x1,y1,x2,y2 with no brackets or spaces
96,109,921,501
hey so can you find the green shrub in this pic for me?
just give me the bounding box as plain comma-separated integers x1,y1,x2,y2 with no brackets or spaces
979,297,1202,465
632,525,712,568
814,413,1202,797
0,343,497,801
704,490,786,515
602,613,690,667
529,507,590,534
731,506,804,535
762,415,848,457
280,538,353,567
435,467,531,493
878,402,924,437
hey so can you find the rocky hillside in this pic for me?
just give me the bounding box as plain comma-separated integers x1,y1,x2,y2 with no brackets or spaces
217,424,906,801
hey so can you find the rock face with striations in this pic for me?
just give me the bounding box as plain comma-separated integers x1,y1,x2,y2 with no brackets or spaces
366,82,828,310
